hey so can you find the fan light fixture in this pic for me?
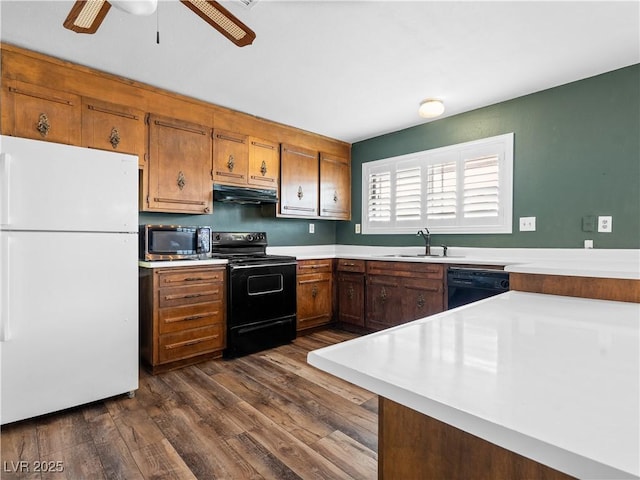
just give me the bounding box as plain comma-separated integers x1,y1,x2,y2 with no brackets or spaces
418,99,445,118
63,0,255,47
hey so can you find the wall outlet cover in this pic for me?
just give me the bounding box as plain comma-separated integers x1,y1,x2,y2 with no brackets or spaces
519,216,536,232
584,239,594,249
355,223,361,234
582,216,596,232
598,216,612,233
309,223,315,234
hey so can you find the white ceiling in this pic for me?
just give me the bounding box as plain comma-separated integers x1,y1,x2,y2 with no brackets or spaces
1,1,639,143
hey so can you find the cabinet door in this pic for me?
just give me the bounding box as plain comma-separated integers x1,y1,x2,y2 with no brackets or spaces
337,272,365,327
81,98,145,167
248,136,279,189
366,275,403,331
212,129,248,186
402,278,444,321
320,152,351,220
3,80,81,145
297,272,332,331
146,114,212,214
280,144,318,217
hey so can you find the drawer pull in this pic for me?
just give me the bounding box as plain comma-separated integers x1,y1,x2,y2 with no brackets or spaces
342,262,356,267
164,334,219,350
183,277,204,282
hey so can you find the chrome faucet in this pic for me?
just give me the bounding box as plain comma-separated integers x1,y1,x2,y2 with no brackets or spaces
417,228,431,255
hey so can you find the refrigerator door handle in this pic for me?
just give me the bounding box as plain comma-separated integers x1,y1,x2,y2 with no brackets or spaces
1,233,10,342
0,153,10,228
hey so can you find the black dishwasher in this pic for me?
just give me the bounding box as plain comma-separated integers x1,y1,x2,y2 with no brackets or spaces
447,267,510,309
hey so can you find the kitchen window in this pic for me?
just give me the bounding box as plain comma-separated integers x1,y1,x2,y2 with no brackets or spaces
362,133,513,234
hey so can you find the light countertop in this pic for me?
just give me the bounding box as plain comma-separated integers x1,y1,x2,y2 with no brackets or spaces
138,258,227,268
307,291,640,479
271,245,640,280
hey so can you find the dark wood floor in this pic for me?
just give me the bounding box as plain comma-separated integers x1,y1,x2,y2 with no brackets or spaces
1,329,378,479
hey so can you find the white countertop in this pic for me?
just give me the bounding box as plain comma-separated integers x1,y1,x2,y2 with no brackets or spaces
138,258,227,268
307,291,640,479
270,245,640,280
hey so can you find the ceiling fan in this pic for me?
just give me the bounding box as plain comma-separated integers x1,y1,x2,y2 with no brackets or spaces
63,0,256,47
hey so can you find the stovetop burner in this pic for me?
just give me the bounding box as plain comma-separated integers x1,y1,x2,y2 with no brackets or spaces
210,232,296,265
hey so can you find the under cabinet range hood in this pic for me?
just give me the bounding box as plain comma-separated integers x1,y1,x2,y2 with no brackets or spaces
213,184,278,204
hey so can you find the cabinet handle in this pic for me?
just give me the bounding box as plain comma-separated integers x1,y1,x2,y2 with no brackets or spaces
177,171,186,190
165,334,219,350
154,197,207,206
227,154,234,172
380,287,387,303
347,284,354,300
36,113,50,137
283,205,315,212
342,262,356,267
109,127,120,149
260,160,267,176
183,277,204,282
417,294,425,309
311,285,318,298
297,186,304,200
333,190,338,202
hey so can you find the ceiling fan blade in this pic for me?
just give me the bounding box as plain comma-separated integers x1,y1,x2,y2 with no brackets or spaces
63,0,112,34
180,0,256,47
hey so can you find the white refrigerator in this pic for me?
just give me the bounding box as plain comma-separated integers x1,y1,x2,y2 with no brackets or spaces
0,135,139,425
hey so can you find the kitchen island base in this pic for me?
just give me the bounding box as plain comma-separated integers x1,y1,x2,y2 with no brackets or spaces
379,397,574,480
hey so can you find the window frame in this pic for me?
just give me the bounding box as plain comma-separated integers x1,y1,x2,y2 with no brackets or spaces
361,133,514,235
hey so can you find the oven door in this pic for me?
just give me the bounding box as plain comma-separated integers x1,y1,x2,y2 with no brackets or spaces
228,262,297,327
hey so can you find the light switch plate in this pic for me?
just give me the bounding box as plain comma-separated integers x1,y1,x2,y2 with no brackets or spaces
355,223,361,234
519,216,536,232
598,216,612,233
309,223,315,234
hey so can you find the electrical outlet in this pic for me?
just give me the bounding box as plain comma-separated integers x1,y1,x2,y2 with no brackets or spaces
519,216,536,232
584,239,594,249
598,216,612,233
355,223,361,234
309,223,315,234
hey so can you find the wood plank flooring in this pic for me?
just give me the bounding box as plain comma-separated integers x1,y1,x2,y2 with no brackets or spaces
1,329,378,479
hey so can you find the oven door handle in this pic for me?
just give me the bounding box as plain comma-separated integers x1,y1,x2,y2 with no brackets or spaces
230,261,298,270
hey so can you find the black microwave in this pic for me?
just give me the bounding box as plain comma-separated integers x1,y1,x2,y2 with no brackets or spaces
139,225,212,261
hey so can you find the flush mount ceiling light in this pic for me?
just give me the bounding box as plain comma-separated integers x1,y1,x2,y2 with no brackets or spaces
418,98,445,118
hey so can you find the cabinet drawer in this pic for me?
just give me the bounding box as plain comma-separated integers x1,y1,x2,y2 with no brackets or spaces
336,259,365,273
158,268,224,287
403,277,443,293
158,283,223,308
158,302,224,334
367,261,443,279
158,325,224,364
297,260,333,274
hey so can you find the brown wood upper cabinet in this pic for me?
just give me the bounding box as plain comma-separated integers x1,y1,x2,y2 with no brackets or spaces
145,114,213,214
81,98,146,168
248,136,279,189
279,145,351,220
212,129,249,186
2,80,81,145
280,144,319,217
320,152,351,220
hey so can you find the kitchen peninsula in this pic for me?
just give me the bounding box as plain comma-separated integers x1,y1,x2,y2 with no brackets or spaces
308,291,640,479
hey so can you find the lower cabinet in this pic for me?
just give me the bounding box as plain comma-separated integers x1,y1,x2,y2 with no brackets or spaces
366,261,444,330
139,265,226,374
334,260,446,332
296,259,334,333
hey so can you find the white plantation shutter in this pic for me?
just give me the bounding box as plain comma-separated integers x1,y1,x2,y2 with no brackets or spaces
367,170,391,223
463,155,499,218
362,133,513,234
426,162,457,220
396,167,422,222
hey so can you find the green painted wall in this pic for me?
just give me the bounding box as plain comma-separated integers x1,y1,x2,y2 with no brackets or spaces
139,203,336,246
140,65,639,249
336,64,640,249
